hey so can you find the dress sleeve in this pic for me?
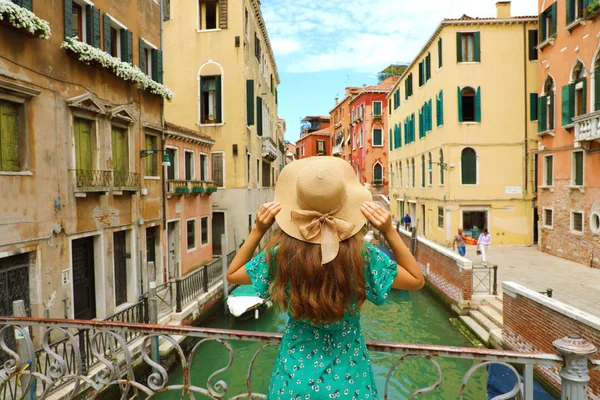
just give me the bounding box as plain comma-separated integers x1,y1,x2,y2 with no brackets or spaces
244,249,271,298
364,243,399,306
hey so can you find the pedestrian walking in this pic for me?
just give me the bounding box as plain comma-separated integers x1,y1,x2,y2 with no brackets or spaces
403,213,412,230
226,156,424,399
452,228,467,256
477,229,492,266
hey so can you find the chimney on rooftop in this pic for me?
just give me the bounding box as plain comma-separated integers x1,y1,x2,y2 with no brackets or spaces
496,1,511,19
335,97,339,106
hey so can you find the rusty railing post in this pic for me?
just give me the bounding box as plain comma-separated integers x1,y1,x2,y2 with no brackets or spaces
148,261,159,365
221,233,229,315
553,335,597,400
492,265,498,296
175,278,182,313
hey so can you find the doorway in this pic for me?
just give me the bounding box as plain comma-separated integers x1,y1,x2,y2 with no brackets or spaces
113,231,128,307
167,221,180,279
462,210,488,240
72,237,96,320
212,211,225,255
533,207,539,245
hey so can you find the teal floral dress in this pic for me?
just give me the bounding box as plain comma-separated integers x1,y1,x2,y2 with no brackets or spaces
245,242,399,400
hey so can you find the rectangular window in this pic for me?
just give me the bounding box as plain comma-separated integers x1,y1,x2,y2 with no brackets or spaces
544,208,553,228
437,38,443,68
572,150,584,186
211,151,224,187
544,154,553,186
200,216,209,245
187,220,196,251
425,53,431,81
373,101,382,117
200,76,222,124
438,207,444,228
74,118,94,172
566,0,585,25
572,211,584,233
528,30,538,61
200,153,208,181
317,140,326,155
457,32,480,62
111,126,128,177
205,1,217,30
461,33,474,62
539,4,557,42
255,33,261,61
166,147,177,180
359,129,364,148
0,100,21,172
262,160,271,186
418,61,424,86
72,2,83,41
373,129,383,147
110,27,119,57
184,150,194,180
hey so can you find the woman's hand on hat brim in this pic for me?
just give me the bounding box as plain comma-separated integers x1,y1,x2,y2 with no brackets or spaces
361,202,393,235
255,202,282,235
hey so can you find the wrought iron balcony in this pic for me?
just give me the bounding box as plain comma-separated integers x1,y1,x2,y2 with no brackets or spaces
0,317,598,399
72,169,112,193
262,136,278,161
113,171,141,191
574,110,600,148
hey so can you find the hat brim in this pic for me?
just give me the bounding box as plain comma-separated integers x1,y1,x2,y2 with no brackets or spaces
274,157,373,244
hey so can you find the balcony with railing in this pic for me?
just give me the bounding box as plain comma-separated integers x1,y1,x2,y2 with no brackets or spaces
262,136,278,161
574,110,600,146
166,180,216,196
72,169,112,193
113,171,141,191
1,316,598,400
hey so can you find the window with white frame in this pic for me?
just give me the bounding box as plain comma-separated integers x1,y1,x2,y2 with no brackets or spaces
165,147,178,180
544,154,554,186
104,14,130,61
317,140,326,155
373,162,383,185
372,127,383,147
200,75,222,124
372,101,382,117
184,150,195,180
200,216,209,245
590,212,600,234
200,153,208,181
360,129,364,148
571,211,584,233
572,150,584,186
198,0,218,30
187,219,196,251
543,208,553,228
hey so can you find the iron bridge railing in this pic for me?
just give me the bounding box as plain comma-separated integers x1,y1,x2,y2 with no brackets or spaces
175,257,226,313
472,265,498,296
0,318,598,400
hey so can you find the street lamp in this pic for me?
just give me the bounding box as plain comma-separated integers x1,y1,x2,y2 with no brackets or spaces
140,150,171,167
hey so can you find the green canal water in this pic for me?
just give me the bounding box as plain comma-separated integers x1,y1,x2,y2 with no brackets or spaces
156,290,486,399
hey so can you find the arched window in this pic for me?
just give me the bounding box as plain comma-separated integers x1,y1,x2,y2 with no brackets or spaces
373,162,383,186
199,61,224,125
411,158,415,187
572,61,587,118
461,147,477,185
420,155,425,188
428,152,433,185
460,87,476,122
439,149,445,185
541,76,555,131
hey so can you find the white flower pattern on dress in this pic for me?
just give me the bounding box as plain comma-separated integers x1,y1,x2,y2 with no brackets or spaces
245,243,398,399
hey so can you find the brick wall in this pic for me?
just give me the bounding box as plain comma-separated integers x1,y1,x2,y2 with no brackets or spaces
503,282,600,399
398,230,472,310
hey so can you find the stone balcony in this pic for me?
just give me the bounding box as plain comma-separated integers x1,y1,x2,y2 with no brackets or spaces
574,110,600,149
262,136,278,161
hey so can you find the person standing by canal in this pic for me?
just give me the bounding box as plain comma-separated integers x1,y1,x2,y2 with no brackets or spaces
403,213,412,230
227,156,424,399
477,229,492,266
452,228,467,257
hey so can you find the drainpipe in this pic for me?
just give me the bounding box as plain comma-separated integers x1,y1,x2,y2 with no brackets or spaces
522,22,529,196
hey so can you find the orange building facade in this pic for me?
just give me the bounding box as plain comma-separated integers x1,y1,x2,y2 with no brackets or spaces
536,0,600,266
164,123,215,278
331,87,360,162
295,128,331,159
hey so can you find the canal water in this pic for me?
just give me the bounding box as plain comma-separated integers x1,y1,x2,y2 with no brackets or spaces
156,290,486,399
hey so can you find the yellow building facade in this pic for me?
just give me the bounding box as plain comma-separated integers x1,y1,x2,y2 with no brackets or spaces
388,3,538,247
164,0,280,253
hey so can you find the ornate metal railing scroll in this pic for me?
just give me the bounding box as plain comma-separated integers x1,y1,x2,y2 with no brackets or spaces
1,317,596,400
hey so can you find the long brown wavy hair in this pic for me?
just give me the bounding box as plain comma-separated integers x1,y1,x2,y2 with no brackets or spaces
265,231,367,325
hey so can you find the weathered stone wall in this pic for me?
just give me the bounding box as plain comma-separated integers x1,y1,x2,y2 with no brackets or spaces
502,282,600,399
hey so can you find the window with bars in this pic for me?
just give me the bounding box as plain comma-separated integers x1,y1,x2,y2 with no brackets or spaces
543,209,553,228
572,212,583,233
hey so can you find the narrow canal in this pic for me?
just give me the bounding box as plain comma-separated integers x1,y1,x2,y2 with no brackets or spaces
157,289,486,399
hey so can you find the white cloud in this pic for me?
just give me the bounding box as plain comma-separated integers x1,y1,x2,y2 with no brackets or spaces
261,0,538,74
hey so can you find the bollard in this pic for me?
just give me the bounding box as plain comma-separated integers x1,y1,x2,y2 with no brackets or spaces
221,233,229,315
492,265,498,296
553,334,597,400
148,262,159,364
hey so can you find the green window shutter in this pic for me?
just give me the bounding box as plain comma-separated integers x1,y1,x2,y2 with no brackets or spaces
456,32,463,62
256,97,263,136
103,14,111,53
389,128,393,151
528,30,538,61
404,80,408,100
428,99,433,130
595,67,600,111
92,7,101,48
580,77,587,114
435,95,439,126
574,152,583,185
566,0,575,24
0,101,20,172
111,127,127,173
85,6,94,45
550,3,557,36
20,0,32,11
538,13,546,41
215,75,222,123
139,40,147,75
440,90,444,125
394,125,401,149
530,93,538,121
145,135,153,175
425,53,431,81
398,124,402,148
461,148,477,185
545,157,553,186
121,30,133,63
562,84,574,126
157,50,164,83
64,0,73,39
457,86,463,122
538,96,547,132
473,32,481,62
74,118,93,171
246,80,254,126
475,86,482,122
438,38,443,67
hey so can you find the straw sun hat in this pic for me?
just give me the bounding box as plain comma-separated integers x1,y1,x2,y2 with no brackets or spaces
274,156,372,264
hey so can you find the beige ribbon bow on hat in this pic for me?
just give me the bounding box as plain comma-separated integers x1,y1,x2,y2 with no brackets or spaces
290,208,355,265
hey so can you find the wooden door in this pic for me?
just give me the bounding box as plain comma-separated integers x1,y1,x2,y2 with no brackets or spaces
113,231,128,307
74,118,93,171
72,237,96,320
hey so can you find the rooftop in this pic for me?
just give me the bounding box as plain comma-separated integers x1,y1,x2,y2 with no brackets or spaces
165,121,214,143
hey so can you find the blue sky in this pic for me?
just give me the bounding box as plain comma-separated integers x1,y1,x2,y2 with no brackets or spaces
260,0,538,143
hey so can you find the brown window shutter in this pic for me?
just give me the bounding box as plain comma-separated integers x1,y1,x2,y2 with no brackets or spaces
219,0,228,29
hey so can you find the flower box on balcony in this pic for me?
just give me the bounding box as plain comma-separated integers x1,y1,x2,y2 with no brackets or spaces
0,1,51,39
207,186,218,194
192,186,205,195
175,186,190,195
373,114,382,119
584,1,600,19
